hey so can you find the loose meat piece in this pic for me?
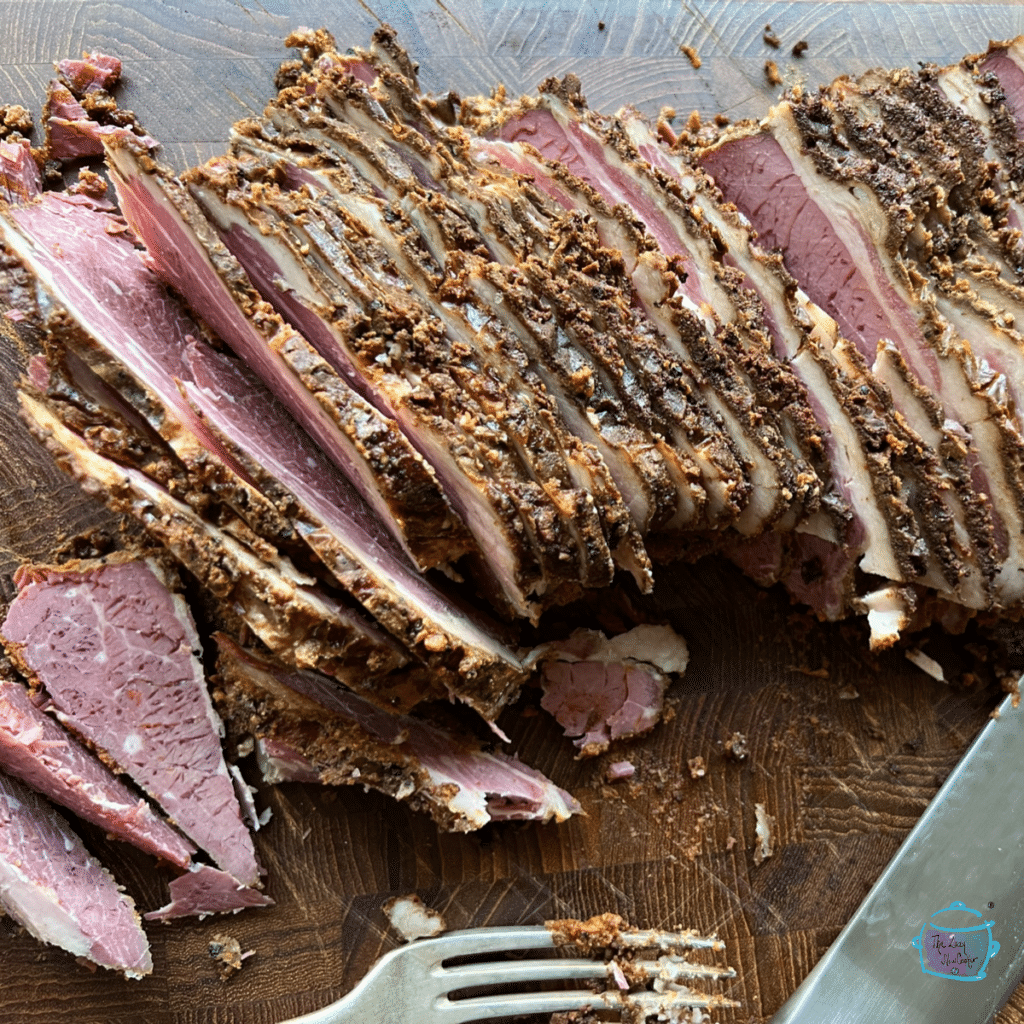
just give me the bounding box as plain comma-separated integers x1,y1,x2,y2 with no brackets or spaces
530,624,687,754
104,139,472,576
1,554,262,887
0,137,42,203
0,672,195,869
215,636,581,831
0,769,151,978
57,52,122,95
44,79,157,161
145,864,274,922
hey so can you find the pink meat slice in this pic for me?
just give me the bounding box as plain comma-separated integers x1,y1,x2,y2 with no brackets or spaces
44,80,157,162
0,138,42,203
57,53,122,94
227,641,580,827
0,769,151,978
533,625,688,753
1,559,261,887
0,676,194,869
145,864,273,922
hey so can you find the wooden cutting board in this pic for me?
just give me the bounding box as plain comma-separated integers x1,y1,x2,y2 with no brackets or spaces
3,3,1024,1021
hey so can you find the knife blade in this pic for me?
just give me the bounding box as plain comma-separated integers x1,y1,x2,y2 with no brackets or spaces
772,687,1024,1023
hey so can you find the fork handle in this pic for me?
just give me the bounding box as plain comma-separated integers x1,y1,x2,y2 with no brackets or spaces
278,985,390,1024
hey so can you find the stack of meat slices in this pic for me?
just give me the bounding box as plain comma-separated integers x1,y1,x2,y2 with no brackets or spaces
5,30,1024,858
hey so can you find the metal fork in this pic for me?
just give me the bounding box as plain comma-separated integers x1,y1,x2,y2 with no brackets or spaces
279,924,739,1023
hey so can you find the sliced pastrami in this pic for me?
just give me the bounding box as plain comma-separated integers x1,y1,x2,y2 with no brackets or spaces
215,637,580,831
0,769,151,978
187,164,568,620
617,110,987,614
232,109,654,589
145,864,273,922
0,673,194,869
306,71,756,534
1,556,261,887
1,185,524,718
700,110,1024,606
529,624,687,754
103,140,470,575
18,390,435,718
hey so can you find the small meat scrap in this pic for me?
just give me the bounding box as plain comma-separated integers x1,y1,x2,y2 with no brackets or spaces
0,768,151,978
1,555,262,887
688,756,707,779
723,732,748,761
0,104,32,140
208,933,254,980
531,624,688,755
792,39,809,58
765,60,783,86
679,44,701,69
763,24,780,48
606,760,635,782
57,53,122,94
753,802,775,865
146,865,274,922
383,894,446,942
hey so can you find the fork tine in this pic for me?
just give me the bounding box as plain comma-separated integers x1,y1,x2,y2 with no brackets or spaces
437,955,737,990
419,925,555,963
438,986,741,1023
436,957,608,989
631,958,738,982
614,929,728,952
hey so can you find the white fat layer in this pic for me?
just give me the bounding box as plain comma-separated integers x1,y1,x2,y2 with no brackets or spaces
862,585,911,650
906,648,946,682
383,894,446,942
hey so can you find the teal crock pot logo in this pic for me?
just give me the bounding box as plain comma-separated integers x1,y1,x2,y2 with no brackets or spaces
911,901,999,981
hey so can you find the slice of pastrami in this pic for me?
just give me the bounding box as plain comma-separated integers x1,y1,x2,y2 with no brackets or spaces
531,624,689,754
0,768,151,978
0,675,194,869
145,864,273,922
217,637,580,831
1,557,260,887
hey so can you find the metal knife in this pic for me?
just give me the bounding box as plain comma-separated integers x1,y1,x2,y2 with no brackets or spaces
772,688,1024,1023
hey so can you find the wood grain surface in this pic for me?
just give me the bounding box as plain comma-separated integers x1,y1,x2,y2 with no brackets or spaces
3,3,1024,1022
